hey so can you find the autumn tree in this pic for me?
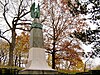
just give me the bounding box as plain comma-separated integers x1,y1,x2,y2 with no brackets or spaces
14,32,29,67
72,0,100,58
68,0,100,71
0,0,31,66
0,40,9,66
55,38,84,71
0,31,29,67
41,0,87,69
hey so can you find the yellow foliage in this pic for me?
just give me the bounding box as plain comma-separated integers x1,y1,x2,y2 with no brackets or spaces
93,65,100,70
47,54,52,67
15,32,29,56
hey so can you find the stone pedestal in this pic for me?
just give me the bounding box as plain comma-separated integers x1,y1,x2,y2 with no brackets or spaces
19,48,58,74
26,47,52,70
30,28,44,48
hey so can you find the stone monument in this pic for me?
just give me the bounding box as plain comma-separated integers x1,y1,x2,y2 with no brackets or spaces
19,2,58,75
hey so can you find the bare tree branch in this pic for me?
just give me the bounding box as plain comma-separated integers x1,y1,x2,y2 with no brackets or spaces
18,0,24,17
0,35,10,44
16,28,30,32
41,16,47,23
16,23,31,25
3,3,12,29
2,29,11,35
0,1,4,6
19,11,30,18
10,0,17,16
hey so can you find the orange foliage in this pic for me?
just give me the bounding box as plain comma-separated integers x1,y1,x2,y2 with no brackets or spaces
56,40,84,71
15,32,29,54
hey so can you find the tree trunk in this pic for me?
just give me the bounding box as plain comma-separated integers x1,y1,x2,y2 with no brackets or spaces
3,55,7,65
67,62,71,70
52,27,56,69
84,62,87,72
18,54,21,67
52,45,55,69
0,58,1,66
84,58,90,72
15,55,18,66
8,26,16,66
8,44,14,66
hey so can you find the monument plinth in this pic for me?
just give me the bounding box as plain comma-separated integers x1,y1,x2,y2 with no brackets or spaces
19,2,58,75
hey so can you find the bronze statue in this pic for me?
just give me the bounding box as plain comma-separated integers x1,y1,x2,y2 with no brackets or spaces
30,2,40,19
30,2,42,29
